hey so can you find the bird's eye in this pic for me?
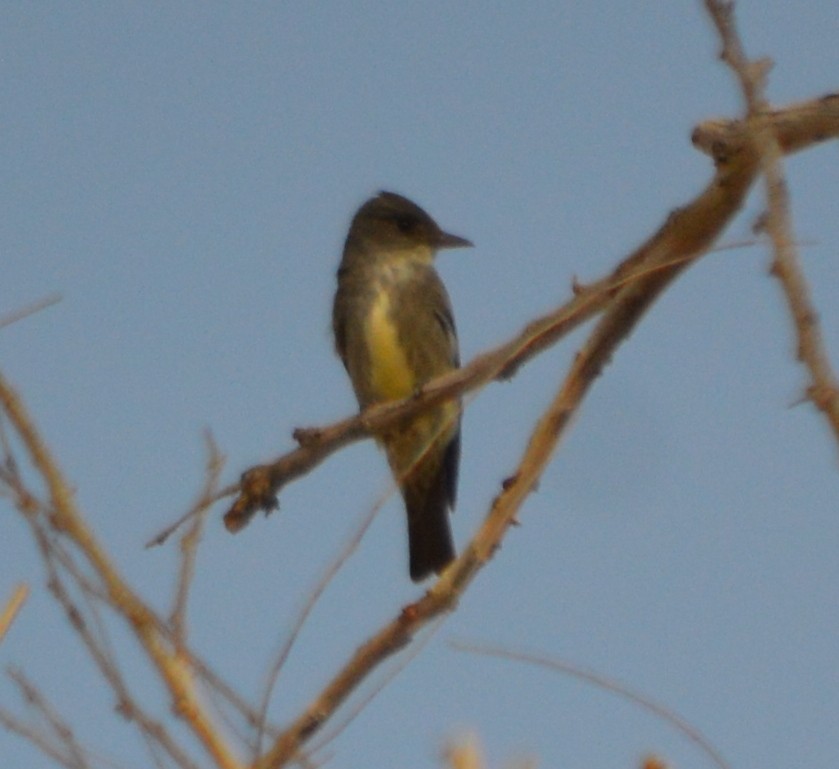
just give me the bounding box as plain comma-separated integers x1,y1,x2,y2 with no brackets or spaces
394,215,416,234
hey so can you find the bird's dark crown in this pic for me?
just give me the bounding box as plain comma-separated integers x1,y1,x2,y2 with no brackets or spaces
346,191,472,252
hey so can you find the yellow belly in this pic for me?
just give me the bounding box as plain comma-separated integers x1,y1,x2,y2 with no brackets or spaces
365,290,416,400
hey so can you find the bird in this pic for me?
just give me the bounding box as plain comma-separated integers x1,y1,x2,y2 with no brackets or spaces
332,191,472,581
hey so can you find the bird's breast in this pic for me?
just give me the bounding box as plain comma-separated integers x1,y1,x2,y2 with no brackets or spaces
364,287,417,401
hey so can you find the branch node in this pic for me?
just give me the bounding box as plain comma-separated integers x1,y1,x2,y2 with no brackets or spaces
500,473,519,491
299,710,325,740
224,466,279,533
293,426,322,447
807,382,839,411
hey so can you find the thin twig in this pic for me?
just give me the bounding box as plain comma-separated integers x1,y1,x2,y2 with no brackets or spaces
253,489,388,758
254,386,478,756
0,583,29,643
450,641,730,769
9,667,91,769
0,706,79,769
170,431,224,644
4,382,259,762
766,176,839,444
138,103,837,550
229,260,673,533
144,255,683,548
0,370,243,769
307,615,446,762
209,92,839,542
28,510,203,769
0,293,62,331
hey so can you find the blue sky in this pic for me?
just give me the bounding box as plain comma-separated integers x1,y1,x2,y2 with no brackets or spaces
2,3,838,768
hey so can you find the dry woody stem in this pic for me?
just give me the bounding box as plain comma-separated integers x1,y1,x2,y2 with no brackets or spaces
254,87,839,769
705,0,839,446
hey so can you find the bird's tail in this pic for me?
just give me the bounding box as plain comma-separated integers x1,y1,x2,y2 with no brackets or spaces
401,433,458,582
385,411,460,581
405,481,456,582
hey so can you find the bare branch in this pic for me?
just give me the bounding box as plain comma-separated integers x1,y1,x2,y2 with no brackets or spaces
170,431,225,644
693,93,839,163
219,268,622,535
253,489,387,758
254,97,769,767
306,616,445,761
704,1,839,448
0,293,62,331
450,641,730,769
0,706,82,769
704,0,771,108
0,370,243,769
8,668,91,769
767,182,839,444
207,93,839,544
0,583,28,643
26,506,202,769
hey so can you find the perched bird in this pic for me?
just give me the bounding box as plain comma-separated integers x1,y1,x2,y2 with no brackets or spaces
332,191,472,581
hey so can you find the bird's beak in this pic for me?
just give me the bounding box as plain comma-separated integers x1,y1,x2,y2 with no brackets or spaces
437,230,474,249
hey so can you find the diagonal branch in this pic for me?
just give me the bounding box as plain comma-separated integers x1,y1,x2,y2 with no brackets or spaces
255,103,768,769
219,264,640,535
0,584,28,644
0,293,62,332
170,431,225,646
8,668,90,769
211,91,839,541
450,641,730,769
0,371,244,769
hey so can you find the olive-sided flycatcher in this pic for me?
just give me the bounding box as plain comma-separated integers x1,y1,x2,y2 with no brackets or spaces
332,191,472,581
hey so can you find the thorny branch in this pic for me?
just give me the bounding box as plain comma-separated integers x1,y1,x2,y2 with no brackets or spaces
208,89,839,542
255,94,839,769
705,0,839,447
